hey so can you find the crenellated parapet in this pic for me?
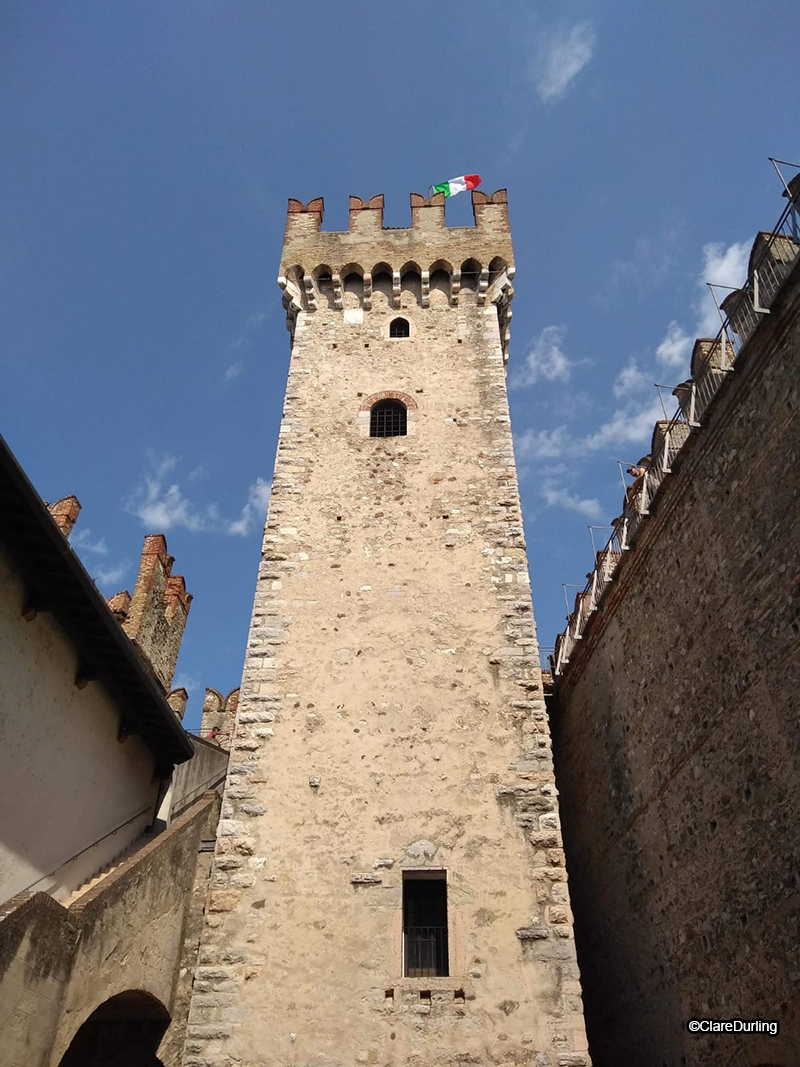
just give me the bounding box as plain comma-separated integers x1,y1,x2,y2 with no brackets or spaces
200,686,240,751
553,182,800,679
278,191,516,359
107,534,192,691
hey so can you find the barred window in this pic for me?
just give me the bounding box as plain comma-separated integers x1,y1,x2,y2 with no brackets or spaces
389,317,410,338
370,399,407,438
403,872,449,977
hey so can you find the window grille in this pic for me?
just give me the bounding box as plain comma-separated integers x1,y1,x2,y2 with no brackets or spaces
370,400,407,438
403,876,448,977
389,317,410,338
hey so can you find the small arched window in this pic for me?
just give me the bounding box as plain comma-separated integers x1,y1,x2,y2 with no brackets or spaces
389,317,410,338
370,399,407,438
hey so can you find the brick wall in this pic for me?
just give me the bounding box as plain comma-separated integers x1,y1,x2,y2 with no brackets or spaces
551,262,800,1067
120,534,192,691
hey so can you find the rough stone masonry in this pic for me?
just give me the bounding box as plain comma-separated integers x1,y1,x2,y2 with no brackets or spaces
184,191,590,1067
551,236,800,1066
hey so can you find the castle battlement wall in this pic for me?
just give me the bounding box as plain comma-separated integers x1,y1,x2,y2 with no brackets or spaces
109,533,193,692
278,190,516,360
550,205,800,1066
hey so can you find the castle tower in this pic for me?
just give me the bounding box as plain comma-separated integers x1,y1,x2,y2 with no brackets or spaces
185,192,589,1067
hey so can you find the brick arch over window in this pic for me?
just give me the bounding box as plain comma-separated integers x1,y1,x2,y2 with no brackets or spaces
357,391,418,437
358,390,418,413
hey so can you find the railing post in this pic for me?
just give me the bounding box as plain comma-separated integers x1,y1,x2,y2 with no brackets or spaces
619,516,629,550
720,327,731,369
589,570,598,612
688,382,698,427
639,469,649,514
752,268,771,315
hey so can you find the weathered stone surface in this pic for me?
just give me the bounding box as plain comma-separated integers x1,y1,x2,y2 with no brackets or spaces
552,257,800,1065
350,873,382,886
186,191,588,1067
516,922,551,941
0,796,218,1067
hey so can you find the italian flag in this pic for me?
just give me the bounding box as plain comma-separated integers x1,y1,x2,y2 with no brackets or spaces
432,174,482,198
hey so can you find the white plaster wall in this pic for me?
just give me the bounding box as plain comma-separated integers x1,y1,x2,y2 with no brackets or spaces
0,542,160,904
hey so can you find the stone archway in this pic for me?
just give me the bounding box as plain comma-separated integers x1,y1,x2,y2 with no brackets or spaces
58,990,170,1067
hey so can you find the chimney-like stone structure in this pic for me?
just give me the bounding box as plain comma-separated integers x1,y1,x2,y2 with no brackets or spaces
109,534,192,691
166,687,189,721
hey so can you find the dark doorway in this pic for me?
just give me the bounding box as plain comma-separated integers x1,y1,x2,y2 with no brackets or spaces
403,872,449,976
58,990,170,1067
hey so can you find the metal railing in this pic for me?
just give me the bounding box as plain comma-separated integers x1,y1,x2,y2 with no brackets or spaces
539,645,555,672
553,190,799,678
404,926,449,977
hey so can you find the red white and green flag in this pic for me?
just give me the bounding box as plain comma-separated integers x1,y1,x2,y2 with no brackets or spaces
432,174,482,198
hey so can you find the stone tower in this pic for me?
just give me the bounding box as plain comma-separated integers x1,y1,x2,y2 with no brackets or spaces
185,191,589,1067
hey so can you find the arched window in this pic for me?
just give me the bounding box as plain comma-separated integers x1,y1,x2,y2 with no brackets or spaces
389,317,410,338
370,399,407,438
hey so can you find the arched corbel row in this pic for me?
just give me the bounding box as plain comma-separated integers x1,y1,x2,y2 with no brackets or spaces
279,258,515,316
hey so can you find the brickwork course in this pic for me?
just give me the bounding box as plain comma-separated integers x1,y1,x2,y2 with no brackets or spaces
184,192,591,1067
551,243,800,1063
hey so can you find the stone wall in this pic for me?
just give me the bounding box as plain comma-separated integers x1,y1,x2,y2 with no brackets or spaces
199,687,240,750
0,794,218,1067
551,263,800,1067
169,736,229,819
185,193,590,1067
114,534,193,691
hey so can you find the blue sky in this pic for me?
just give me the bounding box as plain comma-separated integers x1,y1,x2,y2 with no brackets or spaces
2,1,797,730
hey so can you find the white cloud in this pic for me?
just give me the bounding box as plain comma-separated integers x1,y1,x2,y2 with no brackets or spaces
583,397,664,454
126,455,220,533
696,240,750,335
529,22,595,102
613,358,650,397
655,321,692,369
515,425,572,460
542,484,603,519
225,360,245,382
516,394,662,468
72,528,109,555
228,478,271,536
173,671,201,694
512,325,572,388
127,457,272,538
652,239,750,377
92,561,129,589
